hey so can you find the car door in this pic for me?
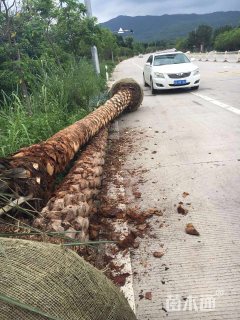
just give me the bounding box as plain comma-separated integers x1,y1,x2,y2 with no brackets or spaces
144,55,153,85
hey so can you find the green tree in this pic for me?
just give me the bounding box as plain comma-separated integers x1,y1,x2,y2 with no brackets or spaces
53,0,94,57
196,25,213,51
156,40,168,50
185,24,213,51
213,25,233,42
96,28,118,60
214,27,240,51
175,38,188,51
133,42,144,55
124,36,134,49
0,0,107,98
115,34,125,47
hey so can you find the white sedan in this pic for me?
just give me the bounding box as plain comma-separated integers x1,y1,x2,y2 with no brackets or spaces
143,51,200,94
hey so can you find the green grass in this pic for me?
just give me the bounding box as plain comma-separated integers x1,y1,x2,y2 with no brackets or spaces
0,59,110,157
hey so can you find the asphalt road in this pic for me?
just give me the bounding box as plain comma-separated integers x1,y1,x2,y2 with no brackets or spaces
110,56,240,319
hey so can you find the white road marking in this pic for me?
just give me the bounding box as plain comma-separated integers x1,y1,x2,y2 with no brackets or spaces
191,92,240,115
132,61,143,70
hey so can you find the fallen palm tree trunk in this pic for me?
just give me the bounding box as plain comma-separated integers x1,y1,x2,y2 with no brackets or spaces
0,79,143,209
34,128,108,240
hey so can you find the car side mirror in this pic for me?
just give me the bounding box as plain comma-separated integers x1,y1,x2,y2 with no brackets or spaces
145,62,151,66
191,58,196,62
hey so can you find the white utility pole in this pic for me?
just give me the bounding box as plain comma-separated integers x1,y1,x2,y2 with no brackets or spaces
84,0,100,75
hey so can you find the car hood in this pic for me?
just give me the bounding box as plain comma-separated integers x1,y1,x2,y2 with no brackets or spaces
153,63,197,73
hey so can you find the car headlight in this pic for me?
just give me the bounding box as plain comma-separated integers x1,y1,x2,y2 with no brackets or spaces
193,68,199,76
154,72,165,78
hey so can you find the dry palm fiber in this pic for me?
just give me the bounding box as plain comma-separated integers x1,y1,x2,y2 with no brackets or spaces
0,237,137,320
0,78,143,209
109,78,143,112
34,128,109,240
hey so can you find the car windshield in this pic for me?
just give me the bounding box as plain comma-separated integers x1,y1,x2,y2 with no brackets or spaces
153,53,190,66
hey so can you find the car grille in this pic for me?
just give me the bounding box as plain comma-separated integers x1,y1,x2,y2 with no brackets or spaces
168,72,191,79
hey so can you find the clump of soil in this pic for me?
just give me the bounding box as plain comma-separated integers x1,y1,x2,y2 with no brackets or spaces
177,203,188,215
182,192,190,198
145,292,152,300
153,251,164,258
185,223,200,236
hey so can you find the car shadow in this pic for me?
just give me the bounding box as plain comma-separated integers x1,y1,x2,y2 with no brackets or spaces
142,86,199,95
153,88,196,95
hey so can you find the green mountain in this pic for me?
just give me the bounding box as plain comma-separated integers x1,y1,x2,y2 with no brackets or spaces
101,11,240,42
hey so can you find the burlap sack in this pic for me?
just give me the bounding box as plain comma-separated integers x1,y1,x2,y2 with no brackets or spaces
0,238,136,320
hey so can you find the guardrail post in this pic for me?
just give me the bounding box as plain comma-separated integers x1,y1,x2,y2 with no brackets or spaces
237,50,240,63
205,52,208,61
214,51,217,62
224,51,228,62
105,65,109,81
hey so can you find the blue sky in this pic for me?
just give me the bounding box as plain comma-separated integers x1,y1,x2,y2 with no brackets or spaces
82,0,240,22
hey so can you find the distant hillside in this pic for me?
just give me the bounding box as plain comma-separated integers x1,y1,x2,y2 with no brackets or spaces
101,11,240,42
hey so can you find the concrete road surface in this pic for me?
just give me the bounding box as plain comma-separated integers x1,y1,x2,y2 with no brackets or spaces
110,56,240,319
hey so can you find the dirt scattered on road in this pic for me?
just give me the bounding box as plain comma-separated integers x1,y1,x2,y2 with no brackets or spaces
86,128,165,286
177,203,188,215
153,251,165,258
182,192,190,198
111,273,130,286
185,223,200,236
145,292,152,300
